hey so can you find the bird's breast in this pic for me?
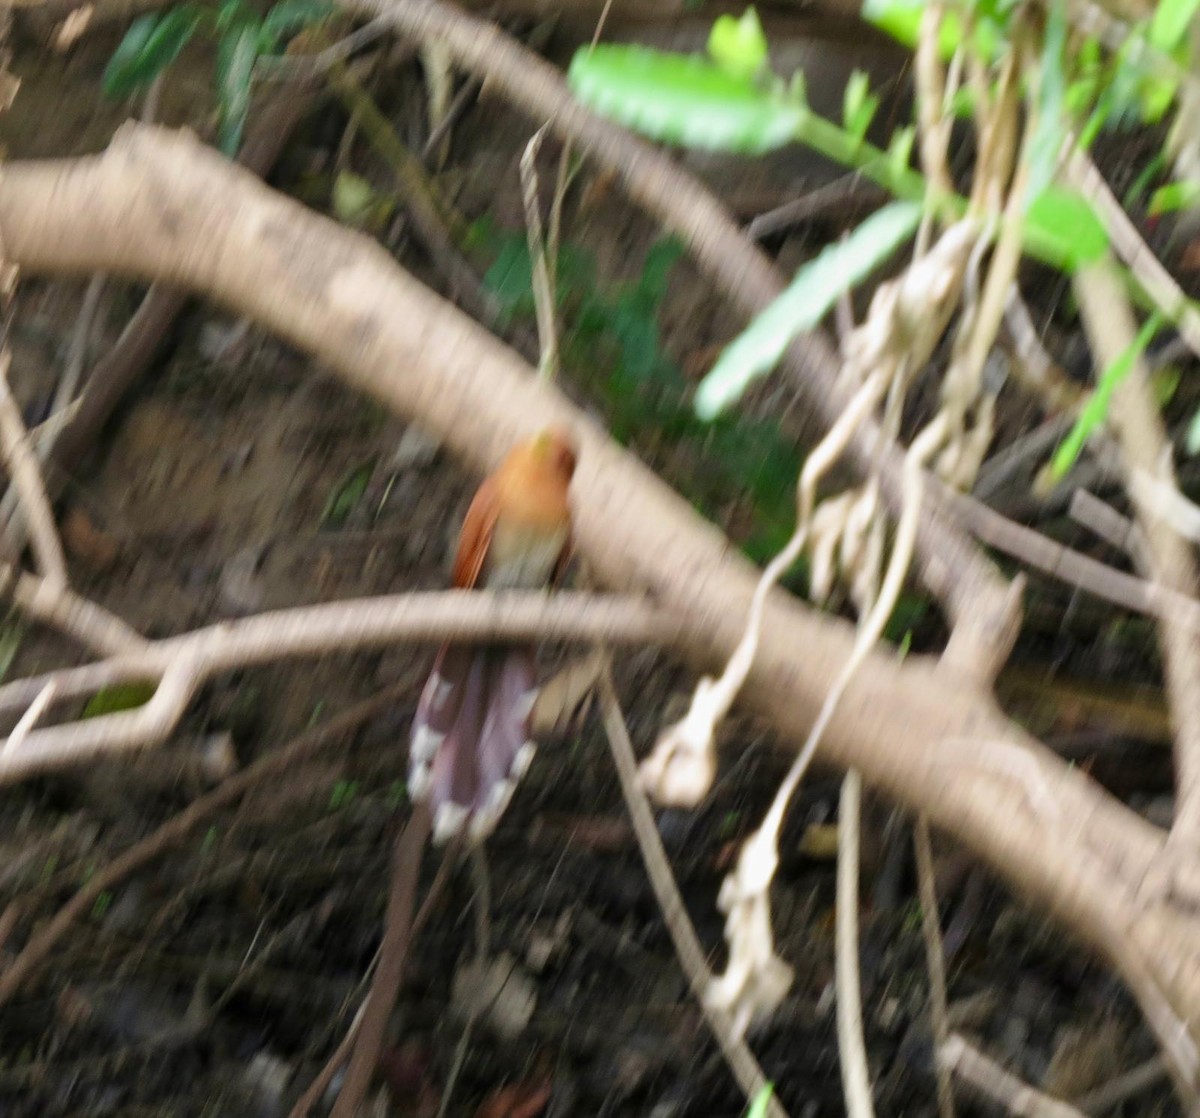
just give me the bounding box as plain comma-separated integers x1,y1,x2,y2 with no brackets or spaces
484,518,568,590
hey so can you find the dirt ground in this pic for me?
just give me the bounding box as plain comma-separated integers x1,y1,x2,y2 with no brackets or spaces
0,14,1186,1118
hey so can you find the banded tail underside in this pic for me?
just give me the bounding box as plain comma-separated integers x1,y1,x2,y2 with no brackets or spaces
408,643,539,844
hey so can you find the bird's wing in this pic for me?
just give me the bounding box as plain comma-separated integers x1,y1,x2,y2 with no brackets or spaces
451,477,499,589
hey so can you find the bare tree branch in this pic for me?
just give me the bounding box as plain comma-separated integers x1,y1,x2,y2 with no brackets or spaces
1074,260,1200,844
941,1035,1088,1118
0,351,67,586
0,591,672,781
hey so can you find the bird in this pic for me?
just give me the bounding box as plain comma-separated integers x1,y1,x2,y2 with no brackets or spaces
408,427,578,844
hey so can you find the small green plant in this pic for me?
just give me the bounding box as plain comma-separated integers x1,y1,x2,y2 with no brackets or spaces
103,0,334,153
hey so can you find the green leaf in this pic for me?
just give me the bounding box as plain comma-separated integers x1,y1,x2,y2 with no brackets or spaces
1186,403,1200,456
1051,311,1163,479
1149,179,1200,215
216,0,249,33
263,0,333,43
1023,186,1109,272
568,45,806,155
83,681,157,718
103,7,202,98
321,460,375,527
843,70,879,141
695,200,922,419
745,1084,775,1118
888,124,916,179
862,0,964,56
1026,0,1067,204
1150,0,1200,51
707,7,768,79
216,22,261,155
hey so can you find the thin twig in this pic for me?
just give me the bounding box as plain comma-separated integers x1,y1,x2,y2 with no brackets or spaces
836,769,875,1118
288,847,455,1118
1067,150,1200,360
1070,1056,1166,1114
746,177,887,241
436,847,491,1118
330,801,432,1118
595,663,786,1118
519,125,558,380
944,484,1200,633
0,558,147,656
1068,489,1149,568
0,591,672,783
914,816,956,1118
1074,260,1200,846
940,1034,1088,1118
0,350,66,586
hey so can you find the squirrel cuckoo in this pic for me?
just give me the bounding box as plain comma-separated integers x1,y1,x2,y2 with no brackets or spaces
408,429,577,843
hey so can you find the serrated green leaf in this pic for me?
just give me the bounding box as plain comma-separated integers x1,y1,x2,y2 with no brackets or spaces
707,7,768,79
569,45,805,155
103,7,202,98
1051,311,1163,479
83,681,157,719
216,23,260,155
1023,186,1109,272
696,201,922,419
1150,0,1200,51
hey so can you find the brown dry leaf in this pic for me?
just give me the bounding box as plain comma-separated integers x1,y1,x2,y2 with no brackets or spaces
1180,237,1200,272
61,506,119,570
474,1079,551,1118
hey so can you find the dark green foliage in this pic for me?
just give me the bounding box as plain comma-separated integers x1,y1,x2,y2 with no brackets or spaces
103,6,203,97
104,0,334,155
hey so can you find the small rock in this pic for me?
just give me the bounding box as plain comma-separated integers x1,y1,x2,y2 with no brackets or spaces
391,425,441,471
220,544,268,615
451,952,536,1040
242,1051,292,1118
526,910,572,974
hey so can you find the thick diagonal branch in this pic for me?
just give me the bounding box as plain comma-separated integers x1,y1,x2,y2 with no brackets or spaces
344,0,1012,669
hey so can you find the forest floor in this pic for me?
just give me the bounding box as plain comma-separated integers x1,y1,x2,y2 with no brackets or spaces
0,12,1187,1117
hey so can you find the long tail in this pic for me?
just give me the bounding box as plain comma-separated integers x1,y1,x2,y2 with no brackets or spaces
408,644,538,843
